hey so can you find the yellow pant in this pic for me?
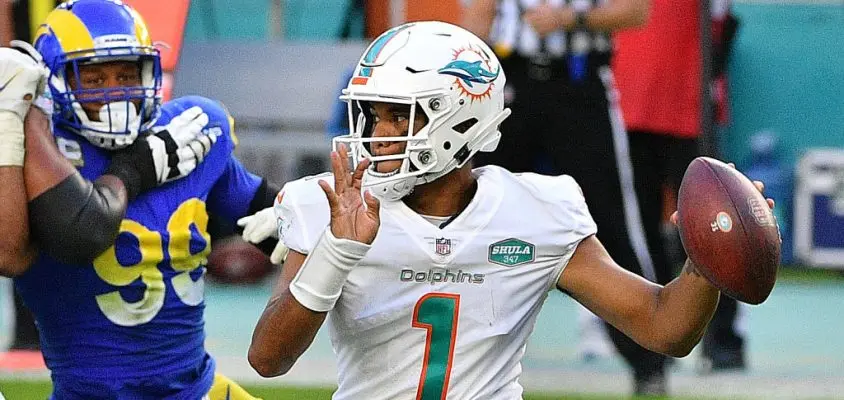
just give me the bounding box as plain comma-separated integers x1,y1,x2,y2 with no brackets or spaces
204,373,262,400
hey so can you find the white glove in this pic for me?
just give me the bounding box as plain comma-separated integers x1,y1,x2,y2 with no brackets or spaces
106,106,217,199
0,41,45,120
0,41,48,166
148,106,216,184
269,240,290,265
237,207,290,265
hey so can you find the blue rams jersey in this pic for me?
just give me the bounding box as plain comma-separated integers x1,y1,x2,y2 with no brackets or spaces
14,96,263,399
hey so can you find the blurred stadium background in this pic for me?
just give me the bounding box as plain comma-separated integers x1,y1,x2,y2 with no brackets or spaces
1,0,844,399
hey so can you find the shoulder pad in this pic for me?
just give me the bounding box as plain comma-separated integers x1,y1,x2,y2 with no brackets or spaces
516,173,597,238
274,173,334,254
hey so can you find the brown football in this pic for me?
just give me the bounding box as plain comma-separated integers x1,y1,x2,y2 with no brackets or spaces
677,157,780,304
206,236,274,285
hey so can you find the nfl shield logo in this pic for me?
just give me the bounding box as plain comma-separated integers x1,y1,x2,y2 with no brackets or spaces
435,238,452,256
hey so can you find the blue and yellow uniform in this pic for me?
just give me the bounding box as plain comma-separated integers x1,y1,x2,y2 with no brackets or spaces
15,2,270,396
15,96,260,399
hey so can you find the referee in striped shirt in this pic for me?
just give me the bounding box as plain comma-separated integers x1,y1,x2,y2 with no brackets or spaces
463,0,669,396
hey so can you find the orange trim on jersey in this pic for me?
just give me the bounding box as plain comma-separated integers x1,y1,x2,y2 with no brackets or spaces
441,294,459,400
412,292,460,400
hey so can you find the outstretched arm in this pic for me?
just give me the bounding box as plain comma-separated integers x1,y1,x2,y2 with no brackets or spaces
558,235,718,357
559,178,775,357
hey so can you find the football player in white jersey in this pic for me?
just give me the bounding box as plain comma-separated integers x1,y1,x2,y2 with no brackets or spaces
242,21,774,399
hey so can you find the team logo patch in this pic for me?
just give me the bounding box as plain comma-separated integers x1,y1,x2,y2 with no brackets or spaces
438,46,500,102
747,197,774,227
711,211,733,232
93,34,140,49
435,237,452,256
488,238,535,267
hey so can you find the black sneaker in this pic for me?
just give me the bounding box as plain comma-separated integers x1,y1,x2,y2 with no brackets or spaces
711,351,746,371
698,351,747,374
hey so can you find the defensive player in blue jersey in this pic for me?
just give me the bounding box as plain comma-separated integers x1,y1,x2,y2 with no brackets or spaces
0,0,282,398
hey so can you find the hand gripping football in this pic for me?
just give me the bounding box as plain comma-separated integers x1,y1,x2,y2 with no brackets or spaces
677,157,780,304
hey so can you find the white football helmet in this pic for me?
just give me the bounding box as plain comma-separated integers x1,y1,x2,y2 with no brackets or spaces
335,21,511,201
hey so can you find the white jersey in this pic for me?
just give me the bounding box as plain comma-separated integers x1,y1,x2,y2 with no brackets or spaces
275,166,597,400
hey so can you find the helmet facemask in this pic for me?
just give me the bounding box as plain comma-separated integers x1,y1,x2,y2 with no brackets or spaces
336,94,455,201
49,46,162,149
334,21,512,201
336,91,508,202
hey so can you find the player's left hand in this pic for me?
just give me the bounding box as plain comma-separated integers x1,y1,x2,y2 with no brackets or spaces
670,163,777,231
147,106,216,184
237,207,290,265
106,106,217,199
319,144,380,244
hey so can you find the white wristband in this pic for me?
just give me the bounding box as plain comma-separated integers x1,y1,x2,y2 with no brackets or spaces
0,112,25,167
289,227,371,312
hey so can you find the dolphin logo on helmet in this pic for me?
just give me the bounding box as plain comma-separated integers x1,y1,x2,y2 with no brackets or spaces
438,60,500,87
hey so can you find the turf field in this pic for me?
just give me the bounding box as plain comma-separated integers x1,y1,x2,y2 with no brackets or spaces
0,379,722,400
1,268,842,400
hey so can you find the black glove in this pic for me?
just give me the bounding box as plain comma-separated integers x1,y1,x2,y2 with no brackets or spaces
106,106,217,199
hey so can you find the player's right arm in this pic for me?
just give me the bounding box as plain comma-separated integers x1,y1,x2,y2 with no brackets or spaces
248,250,327,377
25,105,216,265
249,146,379,377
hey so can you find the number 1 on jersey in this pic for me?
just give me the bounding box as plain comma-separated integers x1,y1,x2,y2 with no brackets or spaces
412,293,460,400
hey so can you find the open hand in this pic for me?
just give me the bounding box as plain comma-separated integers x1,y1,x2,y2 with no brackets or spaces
318,144,380,244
